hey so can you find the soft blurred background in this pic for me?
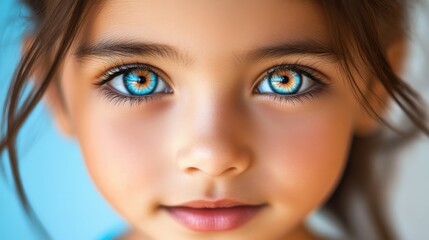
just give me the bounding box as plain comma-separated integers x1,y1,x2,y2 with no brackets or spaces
0,1,124,239
0,0,428,239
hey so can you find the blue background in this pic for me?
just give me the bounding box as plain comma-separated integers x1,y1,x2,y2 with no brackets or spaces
0,0,124,239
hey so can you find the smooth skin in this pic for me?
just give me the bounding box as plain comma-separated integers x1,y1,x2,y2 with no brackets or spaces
41,0,396,239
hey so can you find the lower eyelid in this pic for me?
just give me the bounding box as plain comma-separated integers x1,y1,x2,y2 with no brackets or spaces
99,87,165,106
255,83,329,105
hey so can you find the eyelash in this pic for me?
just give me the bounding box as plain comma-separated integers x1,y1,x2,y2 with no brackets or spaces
254,64,329,105
98,88,161,106
95,63,169,106
93,63,329,106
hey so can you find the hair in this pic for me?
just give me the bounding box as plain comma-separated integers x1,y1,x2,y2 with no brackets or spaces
1,0,428,239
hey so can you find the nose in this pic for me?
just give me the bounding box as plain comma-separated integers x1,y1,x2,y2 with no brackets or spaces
177,140,252,177
174,90,253,177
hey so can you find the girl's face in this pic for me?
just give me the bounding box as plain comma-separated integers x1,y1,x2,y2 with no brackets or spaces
51,0,372,239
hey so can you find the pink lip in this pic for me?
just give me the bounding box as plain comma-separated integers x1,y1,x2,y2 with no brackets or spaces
165,200,264,232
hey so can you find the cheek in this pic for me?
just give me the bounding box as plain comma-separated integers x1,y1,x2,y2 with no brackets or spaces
70,96,172,220
253,101,355,213
60,58,175,219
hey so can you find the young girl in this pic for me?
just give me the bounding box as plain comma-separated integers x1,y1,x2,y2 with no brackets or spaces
1,0,428,239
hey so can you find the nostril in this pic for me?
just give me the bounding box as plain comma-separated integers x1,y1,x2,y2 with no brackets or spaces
176,142,252,177
184,167,199,174
222,166,240,175
179,154,251,177
192,165,239,176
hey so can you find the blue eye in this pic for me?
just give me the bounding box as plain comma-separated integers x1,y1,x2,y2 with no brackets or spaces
107,65,171,96
256,66,316,95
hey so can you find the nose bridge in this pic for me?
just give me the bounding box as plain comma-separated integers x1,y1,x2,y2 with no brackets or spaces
175,73,252,177
191,90,239,139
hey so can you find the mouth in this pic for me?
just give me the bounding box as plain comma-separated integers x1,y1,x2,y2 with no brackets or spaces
163,200,265,232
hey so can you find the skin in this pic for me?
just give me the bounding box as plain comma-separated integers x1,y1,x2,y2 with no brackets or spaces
42,0,394,239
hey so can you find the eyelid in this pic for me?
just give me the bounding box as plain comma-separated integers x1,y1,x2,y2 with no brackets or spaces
255,63,330,89
94,63,173,88
251,62,331,106
98,87,165,106
92,63,174,107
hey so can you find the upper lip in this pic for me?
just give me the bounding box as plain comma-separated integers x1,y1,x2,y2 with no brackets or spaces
166,199,263,209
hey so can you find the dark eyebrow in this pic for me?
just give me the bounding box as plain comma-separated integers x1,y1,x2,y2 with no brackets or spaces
74,39,191,65
246,40,339,62
75,38,337,65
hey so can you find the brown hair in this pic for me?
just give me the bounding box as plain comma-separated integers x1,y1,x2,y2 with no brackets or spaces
1,0,428,239
320,1,428,239
1,0,96,238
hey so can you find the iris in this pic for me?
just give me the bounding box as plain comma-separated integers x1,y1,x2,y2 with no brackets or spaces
268,70,302,95
123,69,158,95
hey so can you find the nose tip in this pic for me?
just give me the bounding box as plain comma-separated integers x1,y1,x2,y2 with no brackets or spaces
177,142,251,177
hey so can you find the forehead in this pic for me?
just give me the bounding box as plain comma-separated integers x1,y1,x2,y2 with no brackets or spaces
81,0,329,56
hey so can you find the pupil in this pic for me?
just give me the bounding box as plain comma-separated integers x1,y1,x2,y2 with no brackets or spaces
281,76,289,84
138,76,147,84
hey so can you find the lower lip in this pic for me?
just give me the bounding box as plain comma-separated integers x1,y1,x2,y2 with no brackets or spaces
165,205,263,232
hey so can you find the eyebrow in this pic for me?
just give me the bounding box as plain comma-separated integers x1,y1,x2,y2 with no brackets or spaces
74,39,191,65
246,40,339,62
74,38,338,65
